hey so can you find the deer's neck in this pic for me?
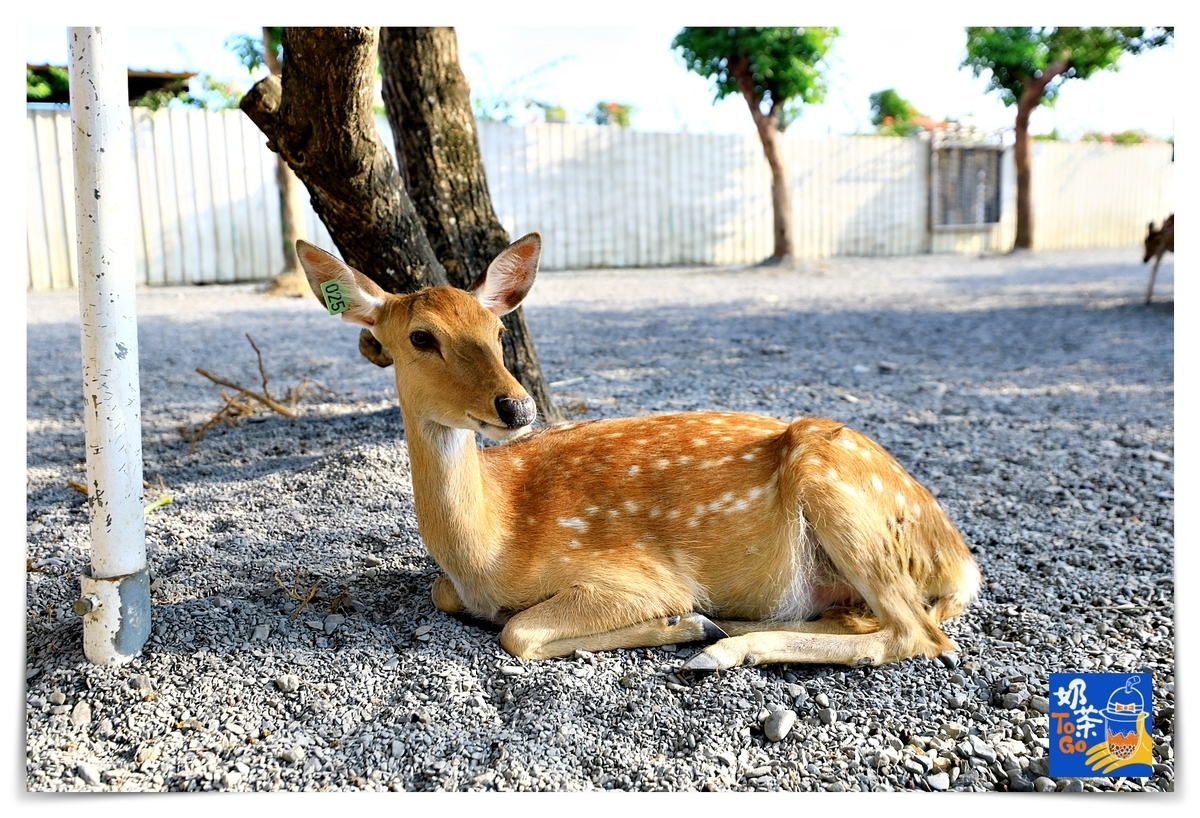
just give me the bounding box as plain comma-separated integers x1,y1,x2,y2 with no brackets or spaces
400,411,504,586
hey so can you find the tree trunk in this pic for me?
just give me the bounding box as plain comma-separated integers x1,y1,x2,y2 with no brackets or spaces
1011,59,1069,252
379,27,559,420
1012,89,1037,250
729,56,793,263
240,27,558,420
241,28,448,294
261,27,309,294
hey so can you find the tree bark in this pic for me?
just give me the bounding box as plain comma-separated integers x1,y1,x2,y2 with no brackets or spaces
1011,58,1070,251
379,27,559,420
261,27,308,289
241,27,450,295
729,56,793,263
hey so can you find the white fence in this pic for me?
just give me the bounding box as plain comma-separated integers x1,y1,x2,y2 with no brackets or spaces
27,107,1173,289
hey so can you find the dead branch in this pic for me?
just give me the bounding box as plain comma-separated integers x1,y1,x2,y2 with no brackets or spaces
195,368,295,417
274,569,321,620
67,480,88,495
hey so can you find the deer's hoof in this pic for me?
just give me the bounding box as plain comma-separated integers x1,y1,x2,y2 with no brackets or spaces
681,651,724,673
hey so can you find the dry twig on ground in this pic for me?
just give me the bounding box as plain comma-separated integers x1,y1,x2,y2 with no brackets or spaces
274,569,322,620
183,334,310,453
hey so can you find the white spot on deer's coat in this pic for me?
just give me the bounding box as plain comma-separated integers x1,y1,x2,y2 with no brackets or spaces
895,492,906,507
608,509,620,518
526,516,536,525
656,459,671,470
512,457,524,468
729,499,749,512
567,540,581,549
693,438,708,447
871,475,883,492
667,509,681,520
560,556,571,563
678,456,692,465
627,465,640,475
913,502,922,517
584,505,599,516
826,468,839,482
623,501,639,513
558,517,587,532
648,507,662,518
748,486,764,501
839,437,857,449
707,418,725,425
839,482,859,497
807,457,823,467
741,453,755,461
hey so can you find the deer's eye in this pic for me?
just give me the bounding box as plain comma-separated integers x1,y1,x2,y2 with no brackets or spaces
409,330,437,350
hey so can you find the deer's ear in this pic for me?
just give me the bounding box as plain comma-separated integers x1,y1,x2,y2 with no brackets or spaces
469,232,540,316
296,241,387,328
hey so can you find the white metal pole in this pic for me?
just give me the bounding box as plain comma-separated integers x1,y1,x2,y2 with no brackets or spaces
67,27,150,665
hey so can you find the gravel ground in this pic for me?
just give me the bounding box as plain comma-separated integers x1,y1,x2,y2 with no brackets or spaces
25,247,1174,793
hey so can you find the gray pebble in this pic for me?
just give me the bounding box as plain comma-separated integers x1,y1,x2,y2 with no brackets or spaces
129,673,153,692
275,675,300,693
927,771,950,791
280,747,305,764
365,555,383,567
967,735,997,763
500,665,525,676
818,707,837,725
253,624,270,641
49,690,65,706
77,762,101,786
763,710,796,742
70,700,91,727
324,614,345,634
414,624,432,637
1029,695,1049,714
1034,776,1056,792
1059,779,1085,793
815,693,830,707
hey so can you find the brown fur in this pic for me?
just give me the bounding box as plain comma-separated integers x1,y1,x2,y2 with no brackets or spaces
296,236,982,669
1143,214,1174,305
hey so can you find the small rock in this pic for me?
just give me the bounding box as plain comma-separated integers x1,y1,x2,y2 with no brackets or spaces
818,707,837,725
280,747,305,764
304,619,323,630
815,693,830,707
1059,779,1084,793
77,762,101,785
49,690,66,706
714,751,736,768
391,740,405,758
967,735,997,763
938,651,960,669
1034,776,1056,792
275,675,300,693
70,700,91,727
500,665,525,676
878,361,900,373
135,746,161,765
96,718,114,738
853,364,871,374
1029,695,1049,714
927,771,950,791
323,614,345,634
1002,692,1025,709
763,709,796,742
412,708,432,725
365,555,383,567
414,625,432,637
50,705,70,715
253,624,270,641
1148,450,1172,463
221,771,242,789
129,673,153,692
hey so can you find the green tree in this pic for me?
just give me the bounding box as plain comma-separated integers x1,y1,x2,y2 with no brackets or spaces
962,26,1172,249
869,88,922,136
673,27,838,265
593,101,633,127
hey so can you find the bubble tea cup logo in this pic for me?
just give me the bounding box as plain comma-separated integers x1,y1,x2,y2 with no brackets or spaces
1049,672,1153,778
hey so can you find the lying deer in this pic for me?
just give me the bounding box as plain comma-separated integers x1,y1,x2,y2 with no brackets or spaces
297,235,981,670
1143,214,1174,305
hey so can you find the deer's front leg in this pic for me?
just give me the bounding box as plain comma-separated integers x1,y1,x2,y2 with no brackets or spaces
498,585,726,660
431,574,465,615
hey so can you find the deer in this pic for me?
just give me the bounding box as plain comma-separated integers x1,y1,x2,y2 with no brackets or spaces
1143,214,1174,305
296,234,982,670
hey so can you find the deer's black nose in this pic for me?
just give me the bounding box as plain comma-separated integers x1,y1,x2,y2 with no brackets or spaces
495,396,536,428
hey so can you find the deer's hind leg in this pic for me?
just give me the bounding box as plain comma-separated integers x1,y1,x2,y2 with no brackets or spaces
498,584,726,660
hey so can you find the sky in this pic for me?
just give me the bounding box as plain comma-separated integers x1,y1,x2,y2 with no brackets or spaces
24,22,1175,142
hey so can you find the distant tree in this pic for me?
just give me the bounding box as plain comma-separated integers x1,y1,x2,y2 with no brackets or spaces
593,101,634,127
226,27,309,292
962,26,1172,249
869,88,922,136
673,26,838,266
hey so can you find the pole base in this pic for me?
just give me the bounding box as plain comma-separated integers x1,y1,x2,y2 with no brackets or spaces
78,565,150,665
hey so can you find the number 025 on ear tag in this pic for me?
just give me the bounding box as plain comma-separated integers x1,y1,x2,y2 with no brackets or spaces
320,280,349,315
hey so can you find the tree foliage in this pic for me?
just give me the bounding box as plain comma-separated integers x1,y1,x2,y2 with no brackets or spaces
962,27,1172,108
592,101,633,127
672,27,838,130
225,28,284,74
869,88,922,136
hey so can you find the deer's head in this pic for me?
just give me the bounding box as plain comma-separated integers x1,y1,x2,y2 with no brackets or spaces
297,234,541,441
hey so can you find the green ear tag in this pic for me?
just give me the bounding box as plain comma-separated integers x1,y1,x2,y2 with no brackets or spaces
320,280,349,315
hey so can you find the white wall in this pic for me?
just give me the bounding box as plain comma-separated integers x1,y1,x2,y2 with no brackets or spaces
27,107,1173,289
